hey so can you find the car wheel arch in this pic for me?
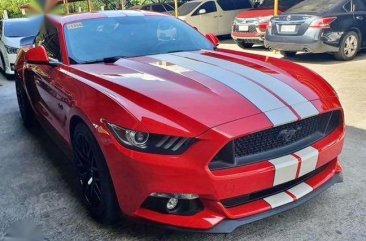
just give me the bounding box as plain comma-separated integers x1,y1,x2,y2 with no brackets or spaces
345,28,362,47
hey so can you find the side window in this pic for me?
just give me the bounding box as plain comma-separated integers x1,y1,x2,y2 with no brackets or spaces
193,1,217,15
36,21,62,62
343,1,352,12
353,0,366,11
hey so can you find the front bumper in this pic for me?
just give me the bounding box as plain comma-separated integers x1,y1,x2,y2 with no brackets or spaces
166,172,343,233
100,105,345,232
2,53,17,75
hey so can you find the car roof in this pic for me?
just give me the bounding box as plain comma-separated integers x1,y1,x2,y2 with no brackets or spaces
47,10,167,25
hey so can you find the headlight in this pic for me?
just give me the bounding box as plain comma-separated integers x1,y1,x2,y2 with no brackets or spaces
5,45,19,54
106,123,194,155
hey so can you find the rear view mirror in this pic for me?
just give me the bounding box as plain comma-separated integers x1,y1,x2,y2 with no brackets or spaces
25,46,50,65
205,33,219,47
198,9,207,15
20,36,36,48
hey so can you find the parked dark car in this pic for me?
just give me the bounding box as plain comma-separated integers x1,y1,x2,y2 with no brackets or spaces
265,0,366,60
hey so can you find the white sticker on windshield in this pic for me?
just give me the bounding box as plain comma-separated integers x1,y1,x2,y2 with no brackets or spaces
67,22,83,30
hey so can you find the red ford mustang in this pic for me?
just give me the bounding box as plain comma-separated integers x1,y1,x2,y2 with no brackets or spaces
15,11,344,233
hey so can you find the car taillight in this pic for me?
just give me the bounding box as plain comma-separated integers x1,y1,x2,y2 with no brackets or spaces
258,22,268,33
310,17,337,29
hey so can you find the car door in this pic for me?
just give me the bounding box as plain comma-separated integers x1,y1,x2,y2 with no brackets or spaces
189,1,219,35
353,0,366,46
27,20,71,138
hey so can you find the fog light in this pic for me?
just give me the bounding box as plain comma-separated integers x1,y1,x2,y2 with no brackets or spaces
10,64,15,71
166,197,179,210
142,193,203,216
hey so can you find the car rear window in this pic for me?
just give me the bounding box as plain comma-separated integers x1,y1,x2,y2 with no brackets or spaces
286,0,344,13
257,0,303,10
217,0,252,10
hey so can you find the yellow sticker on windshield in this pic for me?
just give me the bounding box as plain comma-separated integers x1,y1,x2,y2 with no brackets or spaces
67,22,83,30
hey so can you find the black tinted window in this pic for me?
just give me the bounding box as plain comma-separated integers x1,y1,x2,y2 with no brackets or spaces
258,0,303,10
343,1,352,12
193,1,217,15
152,4,166,12
354,0,366,11
287,0,345,13
217,0,252,11
36,21,62,62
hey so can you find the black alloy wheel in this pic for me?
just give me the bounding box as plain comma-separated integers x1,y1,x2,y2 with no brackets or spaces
15,76,37,128
72,123,120,224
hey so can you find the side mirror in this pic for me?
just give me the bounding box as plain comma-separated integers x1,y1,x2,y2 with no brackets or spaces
198,9,207,15
205,33,219,47
25,46,50,65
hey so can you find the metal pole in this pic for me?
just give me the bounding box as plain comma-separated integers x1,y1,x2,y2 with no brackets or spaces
87,0,92,12
274,0,279,16
174,0,178,17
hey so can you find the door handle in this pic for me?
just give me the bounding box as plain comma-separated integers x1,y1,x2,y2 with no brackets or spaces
356,16,364,20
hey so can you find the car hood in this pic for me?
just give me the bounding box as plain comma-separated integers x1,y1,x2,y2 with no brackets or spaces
2,36,23,48
71,50,336,136
236,9,282,19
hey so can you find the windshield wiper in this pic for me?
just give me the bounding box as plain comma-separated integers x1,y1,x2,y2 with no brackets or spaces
80,56,127,64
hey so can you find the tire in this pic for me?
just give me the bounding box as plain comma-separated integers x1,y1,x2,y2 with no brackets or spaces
237,41,254,49
15,75,37,128
334,31,360,61
280,51,297,58
72,123,121,224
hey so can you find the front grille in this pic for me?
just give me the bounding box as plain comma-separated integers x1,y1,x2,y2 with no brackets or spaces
221,164,328,208
209,110,341,170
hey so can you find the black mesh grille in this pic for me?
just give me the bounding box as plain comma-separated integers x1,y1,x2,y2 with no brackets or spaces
210,111,342,170
234,25,258,33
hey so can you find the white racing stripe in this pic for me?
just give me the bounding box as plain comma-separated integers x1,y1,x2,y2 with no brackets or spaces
264,192,293,208
287,182,313,199
295,146,319,177
175,52,319,119
151,54,297,126
269,155,298,186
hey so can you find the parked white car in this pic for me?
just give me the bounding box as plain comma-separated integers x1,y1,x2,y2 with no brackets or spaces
178,0,253,36
0,17,42,77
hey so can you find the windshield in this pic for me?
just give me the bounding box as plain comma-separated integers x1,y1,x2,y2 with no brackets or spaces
287,0,342,13
4,18,42,38
178,2,201,16
64,16,214,64
257,0,303,10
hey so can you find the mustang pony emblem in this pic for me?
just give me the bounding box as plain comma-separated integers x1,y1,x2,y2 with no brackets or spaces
277,127,302,143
